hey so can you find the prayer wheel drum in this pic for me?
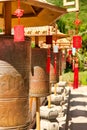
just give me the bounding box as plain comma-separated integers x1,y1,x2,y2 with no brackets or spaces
50,51,59,84
29,48,50,97
0,36,30,129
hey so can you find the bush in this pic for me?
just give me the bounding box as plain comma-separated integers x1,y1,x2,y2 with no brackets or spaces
62,71,87,85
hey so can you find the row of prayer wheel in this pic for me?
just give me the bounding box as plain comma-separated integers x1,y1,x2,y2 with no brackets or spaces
0,36,61,129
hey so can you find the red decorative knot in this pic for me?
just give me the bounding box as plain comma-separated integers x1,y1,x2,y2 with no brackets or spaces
14,8,24,18
74,19,81,26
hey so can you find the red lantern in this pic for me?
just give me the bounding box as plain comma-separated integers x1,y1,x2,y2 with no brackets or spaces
73,35,82,49
68,49,72,55
14,0,25,42
14,25,25,42
46,35,52,44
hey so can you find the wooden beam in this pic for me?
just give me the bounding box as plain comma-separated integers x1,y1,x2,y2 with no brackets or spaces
4,2,11,35
22,0,67,13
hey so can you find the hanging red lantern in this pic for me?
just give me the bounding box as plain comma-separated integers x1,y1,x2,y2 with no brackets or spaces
68,49,72,55
46,36,52,44
14,25,25,42
14,0,25,42
73,35,82,49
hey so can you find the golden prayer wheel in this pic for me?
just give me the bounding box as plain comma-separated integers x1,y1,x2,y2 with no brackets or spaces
29,48,50,97
0,36,30,129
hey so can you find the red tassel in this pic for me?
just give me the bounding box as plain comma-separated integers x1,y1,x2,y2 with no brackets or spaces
67,55,72,64
46,49,50,73
62,54,64,62
54,54,57,75
73,63,79,89
72,59,75,71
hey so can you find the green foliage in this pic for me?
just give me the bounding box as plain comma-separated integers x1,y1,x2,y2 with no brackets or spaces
56,19,66,33
79,71,87,85
61,72,74,82
77,51,84,71
62,71,87,85
64,60,72,73
46,0,87,35
31,42,35,48
46,0,63,6
0,29,2,32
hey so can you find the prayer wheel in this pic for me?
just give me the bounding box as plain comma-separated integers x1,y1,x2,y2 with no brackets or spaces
50,51,59,84
29,48,50,97
0,35,30,129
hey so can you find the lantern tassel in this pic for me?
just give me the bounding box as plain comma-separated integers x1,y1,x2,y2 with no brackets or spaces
62,54,64,62
54,54,57,75
46,48,50,73
73,62,79,89
72,59,74,71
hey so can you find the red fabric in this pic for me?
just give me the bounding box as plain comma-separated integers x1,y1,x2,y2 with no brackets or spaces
54,54,57,75
73,63,79,89
46,49,50,73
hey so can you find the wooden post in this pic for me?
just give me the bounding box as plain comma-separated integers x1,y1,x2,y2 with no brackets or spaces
29,97,33,121
36,97,40,130
54,83,57,95
35,36,39,47
47,95,51,108
75,12,79,35
29,97,33,112
3,2,11,35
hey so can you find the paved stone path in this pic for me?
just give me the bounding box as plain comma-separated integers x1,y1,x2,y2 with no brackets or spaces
68,86,87,130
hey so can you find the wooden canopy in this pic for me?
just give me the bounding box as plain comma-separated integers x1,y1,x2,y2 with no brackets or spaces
0,0,67,34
